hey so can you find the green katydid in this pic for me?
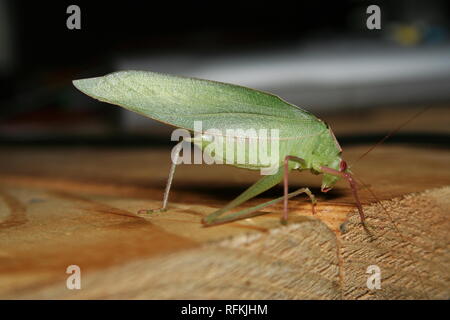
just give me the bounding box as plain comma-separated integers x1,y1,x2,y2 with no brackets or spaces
73,70,365,227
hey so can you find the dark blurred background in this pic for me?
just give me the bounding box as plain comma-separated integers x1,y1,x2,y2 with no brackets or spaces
0,0,449,146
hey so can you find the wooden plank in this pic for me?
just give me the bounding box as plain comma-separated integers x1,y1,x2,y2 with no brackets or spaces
0,143,449,299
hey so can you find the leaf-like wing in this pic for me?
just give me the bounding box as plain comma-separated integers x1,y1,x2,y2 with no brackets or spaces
73,70,326,139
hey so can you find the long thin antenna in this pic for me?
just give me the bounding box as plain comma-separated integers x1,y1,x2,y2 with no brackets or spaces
353,106,431,165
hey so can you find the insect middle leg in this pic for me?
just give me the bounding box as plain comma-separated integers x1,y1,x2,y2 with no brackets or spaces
138,142,183,215
282,156,316,224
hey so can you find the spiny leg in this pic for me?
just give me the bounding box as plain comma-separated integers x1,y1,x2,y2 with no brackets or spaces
203,187,316,226
320,166,364,223
138,142,183,215
202,157,316,226
203,157,303,226
320,165,369,233
202,169,285,225
282,155,316,224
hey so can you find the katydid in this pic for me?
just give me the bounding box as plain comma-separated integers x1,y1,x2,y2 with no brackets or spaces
73,70,365,227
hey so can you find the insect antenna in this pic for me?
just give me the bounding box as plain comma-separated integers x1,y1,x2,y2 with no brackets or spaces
352,106,430,165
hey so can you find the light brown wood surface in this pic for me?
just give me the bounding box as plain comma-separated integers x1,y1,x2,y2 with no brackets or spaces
0,142,449,299
0,105,449,299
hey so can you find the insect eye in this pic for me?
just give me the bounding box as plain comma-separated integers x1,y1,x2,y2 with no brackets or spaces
339,160,347,172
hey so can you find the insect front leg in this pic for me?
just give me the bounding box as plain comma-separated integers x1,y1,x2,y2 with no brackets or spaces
138,142,183,215
320,165,370,234
282,156,316,224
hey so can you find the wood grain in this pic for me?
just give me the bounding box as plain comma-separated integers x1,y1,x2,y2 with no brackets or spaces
0,143,449,299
